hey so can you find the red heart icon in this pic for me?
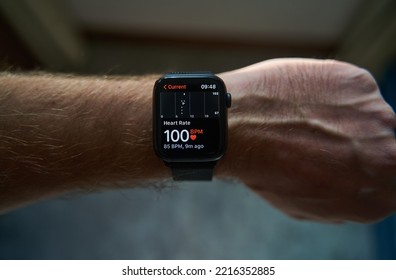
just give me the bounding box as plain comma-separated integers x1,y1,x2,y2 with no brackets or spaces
190,135,197,141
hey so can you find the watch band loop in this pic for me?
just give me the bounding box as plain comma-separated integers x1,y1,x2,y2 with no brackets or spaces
166,162,216,181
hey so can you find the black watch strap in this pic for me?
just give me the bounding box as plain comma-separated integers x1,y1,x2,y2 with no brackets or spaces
166,162,216,181
163,71,213,78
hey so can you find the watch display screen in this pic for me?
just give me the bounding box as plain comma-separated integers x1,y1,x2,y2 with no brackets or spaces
153,76,227,161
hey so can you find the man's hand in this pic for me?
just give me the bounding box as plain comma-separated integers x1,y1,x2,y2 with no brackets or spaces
218,58,396,223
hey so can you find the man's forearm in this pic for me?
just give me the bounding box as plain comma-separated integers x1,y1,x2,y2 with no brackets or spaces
1,59,395,222
0,73,169,211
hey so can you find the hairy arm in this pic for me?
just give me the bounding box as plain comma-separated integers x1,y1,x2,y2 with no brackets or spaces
1,59,396,223
0,73,169,212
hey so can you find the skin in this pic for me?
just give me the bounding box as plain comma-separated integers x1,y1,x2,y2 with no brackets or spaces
218,58,396,223
0,58,395,223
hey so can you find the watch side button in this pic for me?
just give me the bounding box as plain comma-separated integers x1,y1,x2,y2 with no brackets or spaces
226,93,232,108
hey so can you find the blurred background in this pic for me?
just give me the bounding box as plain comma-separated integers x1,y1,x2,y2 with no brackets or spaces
0,0,395,259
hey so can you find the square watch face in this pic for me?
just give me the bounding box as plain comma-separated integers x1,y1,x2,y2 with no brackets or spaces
153,75,228,162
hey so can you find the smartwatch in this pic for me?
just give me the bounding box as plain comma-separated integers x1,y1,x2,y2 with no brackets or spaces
153,72,231,181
